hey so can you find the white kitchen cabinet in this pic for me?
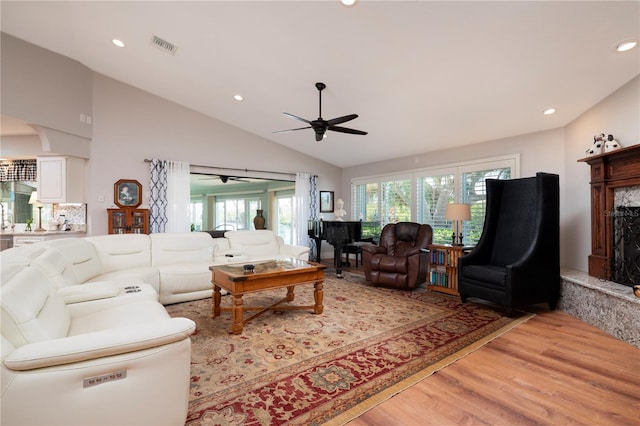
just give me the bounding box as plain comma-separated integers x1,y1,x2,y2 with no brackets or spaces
37,156,86,203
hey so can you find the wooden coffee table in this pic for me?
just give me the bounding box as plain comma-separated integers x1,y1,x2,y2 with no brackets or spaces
210,259,326,334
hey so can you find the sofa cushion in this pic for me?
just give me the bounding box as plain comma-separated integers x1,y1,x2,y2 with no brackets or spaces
225,230,280,258
87,267,160,291
28,248,71,289
157,264,212,304
86,234,152,274
150,232,213,265
68,300,170,335
1,263,70,347
45,238,102,284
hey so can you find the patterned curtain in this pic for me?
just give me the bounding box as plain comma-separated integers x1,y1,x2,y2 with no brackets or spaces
309,174,318,220
0,160,37,181
149,159,168,233
149,158,191,233
308,175,318,258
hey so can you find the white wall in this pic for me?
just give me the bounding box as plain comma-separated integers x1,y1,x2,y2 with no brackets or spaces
343,75,640,273
0,33,93,139
563,76,640,272
3,34,638,272
88,74,342,235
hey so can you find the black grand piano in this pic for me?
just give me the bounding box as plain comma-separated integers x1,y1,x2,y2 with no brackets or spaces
308,220,362,278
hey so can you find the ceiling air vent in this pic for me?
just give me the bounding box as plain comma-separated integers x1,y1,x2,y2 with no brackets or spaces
150,35,177,55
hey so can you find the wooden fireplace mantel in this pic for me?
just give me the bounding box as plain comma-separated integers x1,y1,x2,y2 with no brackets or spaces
578,143,640,279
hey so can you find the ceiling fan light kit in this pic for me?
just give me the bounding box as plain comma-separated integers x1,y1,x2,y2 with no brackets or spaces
274,82,367,142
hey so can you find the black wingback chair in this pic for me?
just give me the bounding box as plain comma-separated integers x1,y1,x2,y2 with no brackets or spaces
362,222,432,290
458,172,560,314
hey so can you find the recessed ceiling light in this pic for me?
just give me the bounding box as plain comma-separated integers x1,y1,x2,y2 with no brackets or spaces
112,39,125,48
234,94,244,101
616,39,637,52
543,108,556,115
341,0,357,6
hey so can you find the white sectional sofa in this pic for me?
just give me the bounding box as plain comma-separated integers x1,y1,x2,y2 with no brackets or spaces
1,252,196,426
0,229,309,425
2,230,310,305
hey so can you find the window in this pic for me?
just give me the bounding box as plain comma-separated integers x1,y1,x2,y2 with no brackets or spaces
416,171,455,244
190,198,203,231
458,163,512,246
382,177,412,224
276,193,294,245
352,155,519,245
0,181,39,227
214,197,261,230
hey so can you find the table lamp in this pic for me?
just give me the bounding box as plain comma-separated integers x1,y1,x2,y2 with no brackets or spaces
445,203,471,246
28,191,45,232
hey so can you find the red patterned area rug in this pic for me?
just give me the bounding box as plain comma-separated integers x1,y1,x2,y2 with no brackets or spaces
165,271,532,426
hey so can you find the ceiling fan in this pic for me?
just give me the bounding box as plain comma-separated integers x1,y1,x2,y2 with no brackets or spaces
274,82,368,142
198,175,250,184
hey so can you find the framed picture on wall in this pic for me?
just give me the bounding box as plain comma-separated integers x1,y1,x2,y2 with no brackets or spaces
320,191,334,213
114,179,142,209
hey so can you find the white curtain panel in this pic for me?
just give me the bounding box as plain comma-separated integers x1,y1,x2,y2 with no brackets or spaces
294,172,311,248
166,161,191,233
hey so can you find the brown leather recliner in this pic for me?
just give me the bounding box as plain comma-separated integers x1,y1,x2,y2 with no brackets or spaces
362,222,432,290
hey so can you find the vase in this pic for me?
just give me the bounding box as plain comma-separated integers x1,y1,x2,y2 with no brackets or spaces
253,209,266,230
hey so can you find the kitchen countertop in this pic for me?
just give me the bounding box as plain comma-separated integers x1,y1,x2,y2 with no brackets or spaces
1,230,86,236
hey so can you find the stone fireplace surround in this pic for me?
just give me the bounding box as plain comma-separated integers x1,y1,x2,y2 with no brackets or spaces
559,269,639,348
568,144,640,348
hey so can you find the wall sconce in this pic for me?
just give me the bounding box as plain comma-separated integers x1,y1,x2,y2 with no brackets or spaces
28,191,45,232
445,203,471,246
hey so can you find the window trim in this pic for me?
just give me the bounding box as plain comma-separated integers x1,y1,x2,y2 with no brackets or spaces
350,154,520,239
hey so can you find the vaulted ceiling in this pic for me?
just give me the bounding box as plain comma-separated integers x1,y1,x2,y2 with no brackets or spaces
2,1,638,168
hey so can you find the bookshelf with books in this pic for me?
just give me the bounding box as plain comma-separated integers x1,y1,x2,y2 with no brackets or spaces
427,244,472,296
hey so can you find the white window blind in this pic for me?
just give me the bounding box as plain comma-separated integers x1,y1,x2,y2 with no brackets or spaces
459,165,511,245
352,155,519,245
381,177,412,225
416,171,455,244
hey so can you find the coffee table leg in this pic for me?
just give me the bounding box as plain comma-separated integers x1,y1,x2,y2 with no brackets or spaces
314,281,324,314
231,294,244,334
286,286,295,302
213,285,222,317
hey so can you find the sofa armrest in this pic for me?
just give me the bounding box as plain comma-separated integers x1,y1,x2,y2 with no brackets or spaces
4,318,196,371
278,244,310,259
57,282,120,304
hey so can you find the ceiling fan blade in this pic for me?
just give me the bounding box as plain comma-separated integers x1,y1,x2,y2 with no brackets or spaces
273,126,312,134
327,114,358,126
328,125,368,136
283,112,311,124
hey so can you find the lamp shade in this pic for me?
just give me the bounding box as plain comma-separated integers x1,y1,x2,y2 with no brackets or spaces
28,191,43,208
445,203,471,221
28,191,37,204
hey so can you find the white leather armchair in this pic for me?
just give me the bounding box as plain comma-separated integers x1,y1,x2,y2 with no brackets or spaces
1,261,196,426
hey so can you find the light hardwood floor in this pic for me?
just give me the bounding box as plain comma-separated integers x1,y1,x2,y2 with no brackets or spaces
330,261,639,425
346,308,640,425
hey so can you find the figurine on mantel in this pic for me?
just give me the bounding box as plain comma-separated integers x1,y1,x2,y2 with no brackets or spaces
586,134,606,156
586,133,622,156
334,199,347,221
604,134,621,153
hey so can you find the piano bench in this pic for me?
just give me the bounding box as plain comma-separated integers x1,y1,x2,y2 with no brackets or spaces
343,244,363,267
